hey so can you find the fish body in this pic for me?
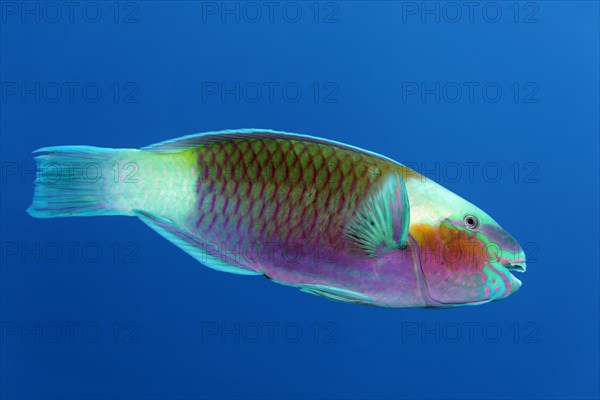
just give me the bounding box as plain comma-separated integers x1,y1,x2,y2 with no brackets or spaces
28,130,526,308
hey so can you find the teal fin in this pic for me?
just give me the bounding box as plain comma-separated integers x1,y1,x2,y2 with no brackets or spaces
297,284,372,304
141,129,402,167
134,210,261,276
27,146,121,218
344,171,410,257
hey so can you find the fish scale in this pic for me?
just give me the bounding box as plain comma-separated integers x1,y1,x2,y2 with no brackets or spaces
191,137,392,251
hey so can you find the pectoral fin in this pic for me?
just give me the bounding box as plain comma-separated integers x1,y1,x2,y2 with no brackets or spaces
134,210,261,276
343,171,410,257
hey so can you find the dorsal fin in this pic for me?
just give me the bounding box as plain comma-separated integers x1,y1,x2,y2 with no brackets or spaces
343,171,410,257
142,128,403,167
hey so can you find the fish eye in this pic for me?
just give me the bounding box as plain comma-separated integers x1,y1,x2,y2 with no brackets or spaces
463,215,480,230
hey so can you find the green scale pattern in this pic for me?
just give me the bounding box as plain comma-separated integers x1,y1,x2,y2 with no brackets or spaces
191,137,396,249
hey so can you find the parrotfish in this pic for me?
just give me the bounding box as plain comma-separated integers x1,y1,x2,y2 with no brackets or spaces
28,130,526,307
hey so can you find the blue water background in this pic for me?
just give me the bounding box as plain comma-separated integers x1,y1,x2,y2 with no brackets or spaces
1,2,598,399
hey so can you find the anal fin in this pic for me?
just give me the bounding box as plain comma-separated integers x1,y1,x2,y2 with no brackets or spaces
134,210,261,276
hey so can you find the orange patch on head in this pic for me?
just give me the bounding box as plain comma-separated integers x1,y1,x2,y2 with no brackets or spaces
410,223,491,271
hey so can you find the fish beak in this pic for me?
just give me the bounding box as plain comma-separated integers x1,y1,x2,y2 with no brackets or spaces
502,261,525,295
509,274,522,294
503,261,527,273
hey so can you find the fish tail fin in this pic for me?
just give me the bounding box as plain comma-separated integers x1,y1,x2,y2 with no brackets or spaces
27,145,130,218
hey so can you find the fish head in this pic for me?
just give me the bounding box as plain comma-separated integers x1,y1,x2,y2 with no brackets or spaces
408,180,526,306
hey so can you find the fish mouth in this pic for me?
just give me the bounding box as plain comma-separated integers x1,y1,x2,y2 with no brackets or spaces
498,261,525,295
503,261,527,273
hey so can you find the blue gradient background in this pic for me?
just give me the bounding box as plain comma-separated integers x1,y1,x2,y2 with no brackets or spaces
1,2,598,399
